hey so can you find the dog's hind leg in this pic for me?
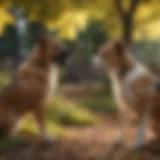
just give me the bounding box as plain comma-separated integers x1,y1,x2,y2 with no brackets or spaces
0,110,19,138
111,99,131,148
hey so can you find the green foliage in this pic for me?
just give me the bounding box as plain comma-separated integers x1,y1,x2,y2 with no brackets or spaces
9,0,89,22
64,19,108,82
27,21,47,49
0,21,47,59
0,24,19,58
77,19,107,54
63,19,107,54
5,0,160,41
46,97,99,126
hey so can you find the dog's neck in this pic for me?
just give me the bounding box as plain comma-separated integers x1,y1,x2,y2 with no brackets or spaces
30,46,50,70
108,55,136,80
117,57,135,79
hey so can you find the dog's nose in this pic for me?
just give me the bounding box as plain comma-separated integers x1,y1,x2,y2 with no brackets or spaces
53,48,69,66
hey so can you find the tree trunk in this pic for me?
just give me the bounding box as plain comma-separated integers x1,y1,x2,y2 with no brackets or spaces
122,14,133,47
114,0,141,47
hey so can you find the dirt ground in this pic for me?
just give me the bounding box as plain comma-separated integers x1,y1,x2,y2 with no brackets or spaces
0,84,159,160
0,124,158,160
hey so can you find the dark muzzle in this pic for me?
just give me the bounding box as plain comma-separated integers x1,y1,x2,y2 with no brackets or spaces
53,49,69,66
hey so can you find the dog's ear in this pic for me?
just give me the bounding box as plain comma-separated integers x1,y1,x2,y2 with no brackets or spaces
113,40,126,56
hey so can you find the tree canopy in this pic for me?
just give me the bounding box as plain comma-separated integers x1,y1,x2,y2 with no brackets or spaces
0,0,159,41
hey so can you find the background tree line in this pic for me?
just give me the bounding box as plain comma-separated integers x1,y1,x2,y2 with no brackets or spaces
0,0,159,81
0,0,158,43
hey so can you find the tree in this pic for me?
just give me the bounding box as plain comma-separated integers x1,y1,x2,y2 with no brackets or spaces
6,0,93,23
78,19,107,53
114,0,141,46
28,21,47,47
2,24,19,58
65,19,108,82
3,0,159,45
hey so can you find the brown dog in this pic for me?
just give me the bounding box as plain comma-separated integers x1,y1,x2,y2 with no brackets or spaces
94,40,160,150
0,34,68,141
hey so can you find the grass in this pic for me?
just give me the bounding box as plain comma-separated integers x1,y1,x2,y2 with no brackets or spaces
81,85,117,113
0,69,13,86
82,97,117,113
19,115,65,139
46,97,99,126
0,137,29,152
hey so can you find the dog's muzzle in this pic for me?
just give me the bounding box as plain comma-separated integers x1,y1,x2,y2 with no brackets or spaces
53,49,69,66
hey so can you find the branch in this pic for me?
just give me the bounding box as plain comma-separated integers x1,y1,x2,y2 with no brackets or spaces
114,0,125,17
129,0,141,14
